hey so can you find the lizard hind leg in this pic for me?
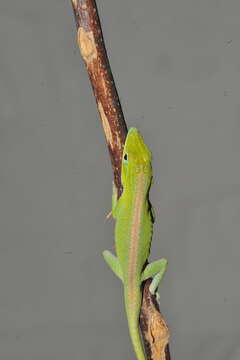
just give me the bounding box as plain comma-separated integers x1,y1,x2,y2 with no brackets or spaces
141,258,168,294
102,250,123,282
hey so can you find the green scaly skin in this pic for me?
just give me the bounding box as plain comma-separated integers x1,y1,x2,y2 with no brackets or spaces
103,128,167,360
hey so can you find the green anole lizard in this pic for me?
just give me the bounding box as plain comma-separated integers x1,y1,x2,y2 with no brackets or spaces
103,128,167,360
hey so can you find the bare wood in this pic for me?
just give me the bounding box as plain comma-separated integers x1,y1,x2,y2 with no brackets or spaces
71,0,127,196
140,280,170,360
70,1,171,359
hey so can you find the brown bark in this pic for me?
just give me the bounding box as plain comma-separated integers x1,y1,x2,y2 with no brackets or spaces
140,280,171,360
71,0,127,197
70,1,171,359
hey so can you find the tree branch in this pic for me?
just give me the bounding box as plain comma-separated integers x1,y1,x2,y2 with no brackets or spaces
70,1,171,358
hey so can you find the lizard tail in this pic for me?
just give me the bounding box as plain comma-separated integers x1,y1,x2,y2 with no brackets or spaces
124,288,146,360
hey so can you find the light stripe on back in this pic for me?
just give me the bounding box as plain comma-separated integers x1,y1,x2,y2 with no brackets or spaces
128,173,145,300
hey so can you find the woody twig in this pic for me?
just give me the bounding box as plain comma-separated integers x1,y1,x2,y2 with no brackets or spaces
70,1,171,359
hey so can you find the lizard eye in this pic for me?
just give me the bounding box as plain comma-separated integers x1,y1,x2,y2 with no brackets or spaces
123,153,128,163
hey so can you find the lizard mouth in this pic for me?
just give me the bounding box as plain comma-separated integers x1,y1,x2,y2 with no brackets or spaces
124,128,152,164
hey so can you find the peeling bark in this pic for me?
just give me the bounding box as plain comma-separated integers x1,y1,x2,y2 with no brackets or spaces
140,280,171,360
70,1,171,359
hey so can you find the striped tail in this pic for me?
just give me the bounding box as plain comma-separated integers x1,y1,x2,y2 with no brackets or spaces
124,287,146,360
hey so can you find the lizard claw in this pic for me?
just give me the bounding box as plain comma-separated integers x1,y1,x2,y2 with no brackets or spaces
105,210,112,220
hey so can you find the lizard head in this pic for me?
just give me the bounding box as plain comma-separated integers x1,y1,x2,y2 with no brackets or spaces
121,127,152,188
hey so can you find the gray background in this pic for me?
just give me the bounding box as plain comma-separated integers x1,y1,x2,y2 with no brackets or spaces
0,0,240,359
